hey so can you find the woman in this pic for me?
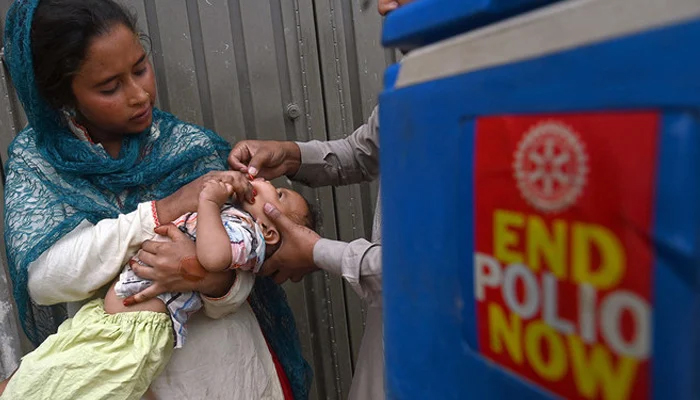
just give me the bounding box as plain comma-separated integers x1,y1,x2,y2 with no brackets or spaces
3,0,310,398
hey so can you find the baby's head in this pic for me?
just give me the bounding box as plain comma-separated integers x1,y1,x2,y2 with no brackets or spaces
242,179,316,254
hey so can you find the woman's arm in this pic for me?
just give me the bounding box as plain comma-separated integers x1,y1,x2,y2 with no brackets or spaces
26,171,244,305
28,202,158,305
200,271,255,319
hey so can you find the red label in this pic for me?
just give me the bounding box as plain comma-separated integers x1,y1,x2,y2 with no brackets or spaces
474,112,658,400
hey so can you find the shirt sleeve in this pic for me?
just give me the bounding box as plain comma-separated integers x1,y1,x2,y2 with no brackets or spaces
293,106,380,187
27,202,157,305
200,271,255,319
313,238,382,307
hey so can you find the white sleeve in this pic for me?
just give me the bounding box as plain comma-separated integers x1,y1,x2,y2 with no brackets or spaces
294,106,380,188
201,271,255,319
27,202,158,305
313,238,382,307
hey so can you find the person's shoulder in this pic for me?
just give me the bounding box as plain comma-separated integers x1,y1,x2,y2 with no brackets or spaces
5,127,57,182
7,126,39,159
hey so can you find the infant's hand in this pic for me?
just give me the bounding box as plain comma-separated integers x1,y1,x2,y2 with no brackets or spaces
199,179,235,206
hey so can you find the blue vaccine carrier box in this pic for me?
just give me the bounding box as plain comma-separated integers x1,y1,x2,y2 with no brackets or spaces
380,0,700,399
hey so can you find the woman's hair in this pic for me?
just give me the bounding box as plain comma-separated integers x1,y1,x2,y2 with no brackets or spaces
30,0,140,109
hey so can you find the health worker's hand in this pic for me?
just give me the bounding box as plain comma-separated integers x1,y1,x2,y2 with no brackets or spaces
228,140,301,180
259,203,321,284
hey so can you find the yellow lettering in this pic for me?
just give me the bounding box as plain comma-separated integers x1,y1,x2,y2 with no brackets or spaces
572,223,625,289
526,216,567,278
488,303,523,364
524,321,567,381
569,335,638,400
494,210,524,264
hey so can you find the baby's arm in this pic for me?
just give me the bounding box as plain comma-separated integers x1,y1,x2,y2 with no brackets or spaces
196,180,235,271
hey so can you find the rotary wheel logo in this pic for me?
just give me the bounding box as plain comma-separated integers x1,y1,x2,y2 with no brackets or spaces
513,121,588,213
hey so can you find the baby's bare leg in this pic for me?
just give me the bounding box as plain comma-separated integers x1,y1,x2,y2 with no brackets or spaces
104,282,167,314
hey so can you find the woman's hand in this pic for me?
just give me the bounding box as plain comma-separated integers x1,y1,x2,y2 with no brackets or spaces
123,224,235,305
228,140,301,180
155,170,255,224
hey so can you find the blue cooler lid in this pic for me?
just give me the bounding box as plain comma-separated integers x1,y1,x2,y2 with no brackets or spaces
382,0,564,50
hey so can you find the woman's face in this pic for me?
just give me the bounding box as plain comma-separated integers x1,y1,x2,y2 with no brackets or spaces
71,24,157,142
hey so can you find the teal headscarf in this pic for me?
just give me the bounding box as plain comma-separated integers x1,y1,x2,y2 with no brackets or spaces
3,1,311,397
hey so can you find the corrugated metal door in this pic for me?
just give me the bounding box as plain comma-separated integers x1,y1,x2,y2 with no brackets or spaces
0,1,392,399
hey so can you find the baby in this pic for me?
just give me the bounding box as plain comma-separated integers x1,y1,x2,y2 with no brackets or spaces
1,175,315,400
107,175,314,348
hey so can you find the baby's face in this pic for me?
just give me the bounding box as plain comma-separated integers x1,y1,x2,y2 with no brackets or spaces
242,179,309,228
